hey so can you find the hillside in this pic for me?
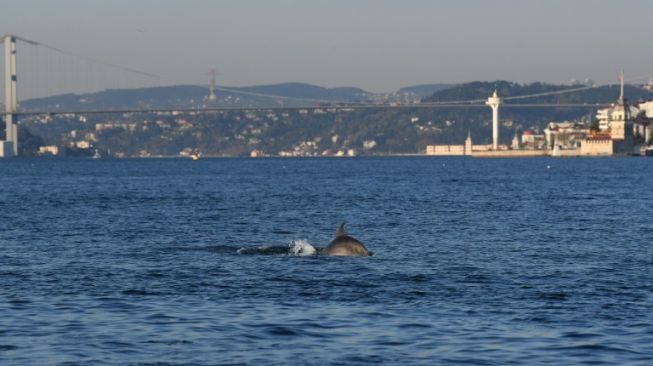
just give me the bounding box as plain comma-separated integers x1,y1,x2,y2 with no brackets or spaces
424,81,652,104
398,84,451,98
233,83,369,101
19,83,375,112
18,80,653,157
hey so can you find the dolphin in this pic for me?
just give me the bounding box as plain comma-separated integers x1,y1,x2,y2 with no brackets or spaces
323,222,370,257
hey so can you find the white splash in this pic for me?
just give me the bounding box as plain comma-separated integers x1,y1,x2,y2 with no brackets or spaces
289,239,317,256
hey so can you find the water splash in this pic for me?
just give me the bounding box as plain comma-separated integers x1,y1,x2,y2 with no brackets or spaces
236,240,317,256
289,239,317,256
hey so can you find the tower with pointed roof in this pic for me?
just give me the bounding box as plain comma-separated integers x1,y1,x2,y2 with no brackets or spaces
511,129,520,150
610,69,634,152
464,129,473,155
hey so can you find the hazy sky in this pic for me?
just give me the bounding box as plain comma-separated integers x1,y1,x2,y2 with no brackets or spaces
2,0,653,92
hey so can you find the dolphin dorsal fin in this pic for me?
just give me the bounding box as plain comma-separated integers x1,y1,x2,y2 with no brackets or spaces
336,222,347,237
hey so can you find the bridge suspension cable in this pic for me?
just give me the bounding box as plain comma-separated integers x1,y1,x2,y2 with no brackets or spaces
5,33,653,112
12,37,626,107
9,35,167,102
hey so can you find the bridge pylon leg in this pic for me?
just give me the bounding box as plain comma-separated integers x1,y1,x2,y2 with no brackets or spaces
2,34,18,157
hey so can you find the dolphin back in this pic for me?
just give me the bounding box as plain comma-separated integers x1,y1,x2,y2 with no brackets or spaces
324,223,369,257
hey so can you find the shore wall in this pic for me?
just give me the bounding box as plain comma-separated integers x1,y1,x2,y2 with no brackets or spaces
471,150,548,158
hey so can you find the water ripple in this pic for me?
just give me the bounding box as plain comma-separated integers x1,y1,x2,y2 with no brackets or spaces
0,157,652,365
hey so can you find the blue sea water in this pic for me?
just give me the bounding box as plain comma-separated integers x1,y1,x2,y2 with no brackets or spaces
0,157,652,365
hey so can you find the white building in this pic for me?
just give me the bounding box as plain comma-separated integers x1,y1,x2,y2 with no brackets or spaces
521,130,546,150
38,145,59,156
425,132,474,156
635,100,653,144
638,100,653,118
590,72,637,154
595,105,639,132
544,121,590,150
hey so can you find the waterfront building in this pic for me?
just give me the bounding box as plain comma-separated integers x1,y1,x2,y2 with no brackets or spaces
521,130,546,150
594,104,638,133
38,145,59,156
544,121,590,150
425,80,646,157
635,100,653,144
425,130,474,156
425,144,467,156
610,74,635,154
587,71,637,154
637,100,653,118
580,134,613,156
595,107,611,131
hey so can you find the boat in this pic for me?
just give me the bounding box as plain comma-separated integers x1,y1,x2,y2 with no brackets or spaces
191,149,201,160
92,149,102,159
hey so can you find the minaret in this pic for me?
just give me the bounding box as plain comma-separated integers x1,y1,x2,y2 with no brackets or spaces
511,129,520,150
486,90,502,150
618,68,625,105
464,129,473,155
617,69,630,120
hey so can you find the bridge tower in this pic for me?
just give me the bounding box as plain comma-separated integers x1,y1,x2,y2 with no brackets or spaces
2,34,19,156
208,68,217,102
486,90,502,150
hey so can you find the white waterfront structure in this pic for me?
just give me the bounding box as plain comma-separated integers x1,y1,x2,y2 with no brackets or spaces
486,90,502,150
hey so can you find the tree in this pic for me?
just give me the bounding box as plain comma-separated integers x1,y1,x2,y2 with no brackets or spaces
590,118,600,132
17,127,46,157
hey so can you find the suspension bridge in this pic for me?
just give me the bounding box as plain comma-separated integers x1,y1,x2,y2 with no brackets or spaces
1,33,636,157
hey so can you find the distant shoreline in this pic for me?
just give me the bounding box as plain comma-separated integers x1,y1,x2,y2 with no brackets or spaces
18,153,643,160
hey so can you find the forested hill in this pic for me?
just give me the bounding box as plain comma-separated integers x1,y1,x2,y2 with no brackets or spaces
19,83,373,112
397,84,451,98
424,81,653,104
